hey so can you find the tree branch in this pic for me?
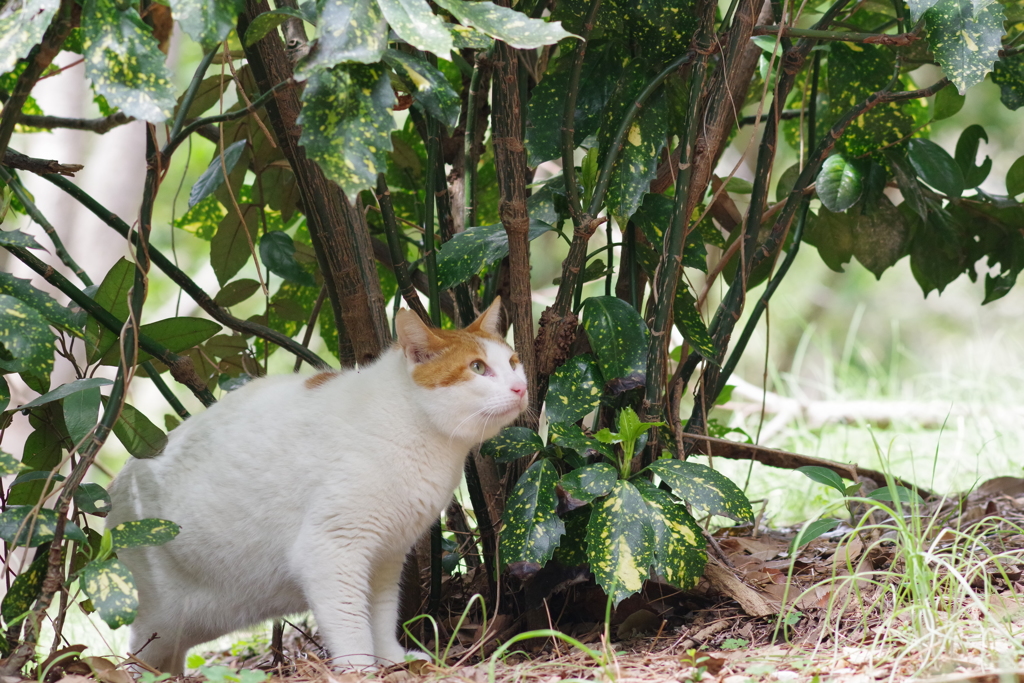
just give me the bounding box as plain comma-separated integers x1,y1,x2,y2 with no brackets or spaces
1,149,83,176
14,111,131,134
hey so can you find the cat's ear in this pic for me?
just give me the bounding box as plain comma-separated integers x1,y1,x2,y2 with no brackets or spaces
465,296,502,338
396,309,443,363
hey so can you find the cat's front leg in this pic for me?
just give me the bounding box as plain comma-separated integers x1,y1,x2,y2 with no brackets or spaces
369,554,429,666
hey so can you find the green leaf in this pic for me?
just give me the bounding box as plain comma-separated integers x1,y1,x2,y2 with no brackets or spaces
433,0,577,48
954,124,992,188
377,0,453,56
924,0,1004,94
211,204,260,286
82,0,176,122
85,257,134,364
480,426,544,463
448,23,492,49
243,7,311,47
559,462,617,505
581,296,648,394
190,140,248,209
74,482,112,515
789,518,840,552
992,52,1024,110
908,138,964,198
933,86,965,120
674,285,716,361
648,459,753,523
214,279,262,307
866,486,925,504
796,466,848,496
259,232,316,287
804,207,853,273
0,272,84,336
109,518,181,549
80,558,138,628
15,377,113,411
383,49,460,127
0,375,7,413
606,85,669,219
609,0,698,64
0,229,44,251
109,401,167,458
63,386,100,446
298,63,395,200
546,354,603,424
888,151,929,221
170,0,244,49
585,479,653,605
635,480,707,590
0,506,60,547
99,317,221,366
1008,155,1024,197
1,552,47,624
816,155,863,213
633,193,706,271
0,293,55,377
436,221,552,289
548,421,613,459
0,450,16,476
297,0,386,74
907,0,941,22
850,194,910,279
0,0,61,74
500,459,565,566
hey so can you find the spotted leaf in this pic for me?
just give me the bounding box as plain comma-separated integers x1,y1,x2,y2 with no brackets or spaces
546,354,603,424
907,0,943,21
108,518,181,549
297,0,386,75
0,293,54,377
0,273,84,336
80,558,137,629
1,552,46,624
481,426,544,463
0,449,19,475
635,480,706,590
434,0,576,49
993,52,1024,110
632,193,706,271
585,479,654,605
648,459,753,523
378,0,453,56
0,506,61,547
170,0,244,50
560,463,617,506
242,7,312,47
82,0,176,122
548,421,613,459
298,62,395,200
84,258,133,364
501,459,564,566
606,86,668,220
74,482,112,515
436,220,552,290
673,284,716,361
0,0,60,74
608,0,698,65
0,229,44,251
826,43,914,158
383,49,460,127
924,0,1005,94
581,296,647,394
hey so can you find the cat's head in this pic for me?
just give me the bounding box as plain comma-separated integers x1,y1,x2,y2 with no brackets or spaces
396,297,528,444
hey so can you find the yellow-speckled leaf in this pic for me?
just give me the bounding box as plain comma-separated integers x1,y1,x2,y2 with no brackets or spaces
437,221,552,289
925,0,1004,94
109,518,181,549
635,480,706,590
648,459,753,523
0,273,84,336
0,506,59,547
80,558,137,629
1,552,47,624
0,229,44,251
171,0,244,50
0,450,20,476
826,44,914,158
82,0,176,122
581,296,647,394
481,426,544,463
298,63,395,200
297,0,386,75
560,462,617,505
673,284,716,361
383,49,460,127
0,0,60,73
548,421,614,459
0,293,55,377
546,354,603,424
632,193,707,272
993,52,1024,109
500,459,564,566
434,0,576,49
378,0,453,56
608,0,697,65
585,479,654,605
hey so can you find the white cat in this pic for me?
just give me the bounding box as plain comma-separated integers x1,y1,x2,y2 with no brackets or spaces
107,298,527,673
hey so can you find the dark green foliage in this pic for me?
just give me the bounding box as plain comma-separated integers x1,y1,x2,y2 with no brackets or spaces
581,296,647,394
585,480,653,605
80,559,138,628
437,221,552,289
546,354,603,424
500,459,565,566
648,459,753,523
481,426,544,463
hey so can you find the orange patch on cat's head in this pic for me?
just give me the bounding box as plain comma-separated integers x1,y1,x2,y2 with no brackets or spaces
305,371,339,389
395,298,508,388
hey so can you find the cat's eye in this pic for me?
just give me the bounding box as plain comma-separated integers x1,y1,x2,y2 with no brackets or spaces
470,360,487,375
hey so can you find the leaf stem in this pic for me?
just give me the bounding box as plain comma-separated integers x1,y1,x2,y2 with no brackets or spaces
375,174,430,322
560,0,602,225
169,49,219,143
752,25,918,46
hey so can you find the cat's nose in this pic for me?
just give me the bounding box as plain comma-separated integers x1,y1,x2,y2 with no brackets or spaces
510,383,526,397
